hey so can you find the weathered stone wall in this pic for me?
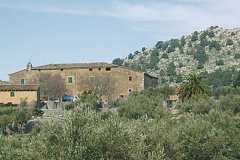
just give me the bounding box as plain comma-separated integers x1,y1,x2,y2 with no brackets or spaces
144,74,158,89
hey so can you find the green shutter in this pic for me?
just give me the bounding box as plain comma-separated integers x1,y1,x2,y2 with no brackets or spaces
10,91,15,97
68,77,73,84
20,79,25,85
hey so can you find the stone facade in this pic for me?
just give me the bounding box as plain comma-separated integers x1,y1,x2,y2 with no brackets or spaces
9,62,158,102
0,85,40,105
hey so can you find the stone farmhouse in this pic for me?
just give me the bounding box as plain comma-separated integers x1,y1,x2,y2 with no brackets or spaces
0,85,40,105
9,62,158,102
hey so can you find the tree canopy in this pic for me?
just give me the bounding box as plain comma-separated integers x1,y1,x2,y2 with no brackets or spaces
179,73,211,101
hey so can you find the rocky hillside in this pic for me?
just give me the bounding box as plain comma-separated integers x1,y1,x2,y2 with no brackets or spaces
113,26,240,84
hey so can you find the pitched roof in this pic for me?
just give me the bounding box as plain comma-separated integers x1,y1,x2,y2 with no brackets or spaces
8,62,158,79
32,62,118,70
0,85,40,91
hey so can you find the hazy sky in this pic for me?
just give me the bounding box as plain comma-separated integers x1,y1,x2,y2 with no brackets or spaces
1,0,240,80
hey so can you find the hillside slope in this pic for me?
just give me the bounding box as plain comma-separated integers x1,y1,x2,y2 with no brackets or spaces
114,26,240,84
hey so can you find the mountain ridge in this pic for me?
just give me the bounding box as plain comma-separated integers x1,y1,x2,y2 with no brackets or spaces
113,26,240,84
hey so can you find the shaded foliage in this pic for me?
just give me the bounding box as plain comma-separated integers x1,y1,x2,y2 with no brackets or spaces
112,58,124,66
179,73,211,101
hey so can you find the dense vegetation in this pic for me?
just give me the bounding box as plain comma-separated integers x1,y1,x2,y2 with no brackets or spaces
0,106,43,135
1,83,240,159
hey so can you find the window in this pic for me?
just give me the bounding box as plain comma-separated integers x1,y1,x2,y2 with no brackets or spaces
89,76,95,84
61,69,63,71
32,78,38,84
10,91,15,97
20,78,25,85
120,95,124,98
89,68,93,71
98,68,101,71
67,76,73,84
128,89,132,93
106,68,111,71
129,76,132,81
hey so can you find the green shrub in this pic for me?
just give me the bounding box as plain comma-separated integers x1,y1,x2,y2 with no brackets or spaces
32,108,44,117
118,88,170,120
213,86,240,99
161,53,168,59
177,96,217,114
218,95,240,114
197,62,204,69
216,59,224,66
226,39,233,46
177,110,240,159
64,102,75,110
234,53,240,59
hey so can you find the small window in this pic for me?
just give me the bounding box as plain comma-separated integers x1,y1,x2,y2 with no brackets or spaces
10,91,15,97
67,76,73,84
98,68,101,71
120,95,124,98
128,89,132,93
20,78,25,85
106,68,111,71
61,69,63,71
129,76,132,81
32,78,38,84
89,68,93,71
89,76,95,84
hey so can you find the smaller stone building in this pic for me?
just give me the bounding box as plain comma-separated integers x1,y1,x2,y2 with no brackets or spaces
0,80,12,85
0,85,40,106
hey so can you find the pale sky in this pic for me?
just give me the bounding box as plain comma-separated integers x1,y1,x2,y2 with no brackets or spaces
1,0,240,80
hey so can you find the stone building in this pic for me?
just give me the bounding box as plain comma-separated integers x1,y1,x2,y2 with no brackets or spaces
9,62,158,102
0,80,12,85
0,85,40,105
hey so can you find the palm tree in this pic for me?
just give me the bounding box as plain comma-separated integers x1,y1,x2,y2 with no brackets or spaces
178,73,211,101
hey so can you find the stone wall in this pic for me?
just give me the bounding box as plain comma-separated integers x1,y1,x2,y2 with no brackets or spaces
144,74,158,89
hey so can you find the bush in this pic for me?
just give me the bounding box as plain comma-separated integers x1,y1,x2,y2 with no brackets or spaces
197,62,204,69
218,95,240,114
32,108,44,117
128,53,134,59
161,53,168,59
155,41,163,49
226,39,233,46
112,58,124,65
194,46,209,64
213,86,240,99
216,59,224,66
234,53,240,59
208,30,215,37
209,40,221,51
118,88,170,120
64,102,75,110
191,34,198,41
177,96,217,114
166,46,175,53
180,36,186,46
166,62,176,76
